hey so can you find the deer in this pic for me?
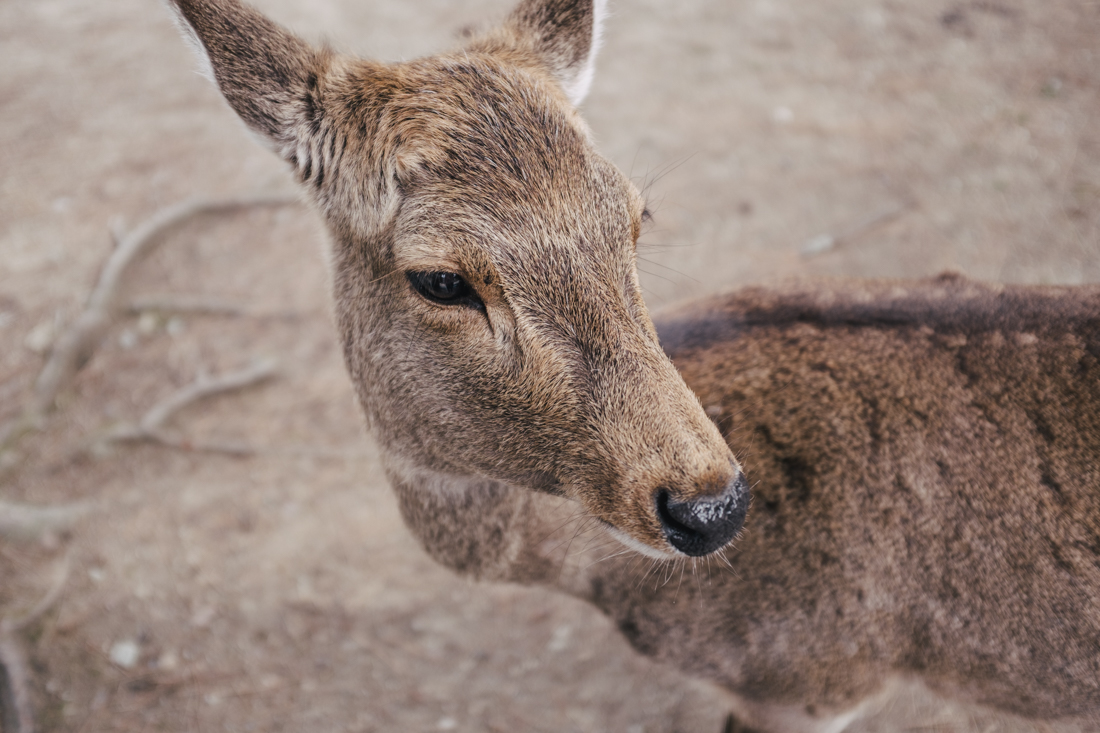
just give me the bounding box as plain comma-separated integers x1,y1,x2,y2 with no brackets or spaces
163,0,1100,730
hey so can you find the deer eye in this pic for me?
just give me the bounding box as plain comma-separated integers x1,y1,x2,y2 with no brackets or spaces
407,271,484,310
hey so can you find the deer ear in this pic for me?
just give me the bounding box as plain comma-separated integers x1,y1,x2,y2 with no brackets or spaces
505,0,607,106
165,0,329,163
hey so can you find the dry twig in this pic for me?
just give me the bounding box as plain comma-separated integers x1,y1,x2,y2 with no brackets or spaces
103,359,279,451
0,557,71,733
4,556,71,635
127,295,245,317
126,295,301,321
0,502,90,544
0,635,32,733
0,193,298,454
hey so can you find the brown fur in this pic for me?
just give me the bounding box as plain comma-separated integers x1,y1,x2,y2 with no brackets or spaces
165,1,1100,729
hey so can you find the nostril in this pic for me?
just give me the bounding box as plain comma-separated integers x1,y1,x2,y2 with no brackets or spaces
655,489,692,536
656,472,750,557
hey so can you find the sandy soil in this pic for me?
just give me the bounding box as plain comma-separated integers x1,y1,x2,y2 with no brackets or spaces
0,0,1097,731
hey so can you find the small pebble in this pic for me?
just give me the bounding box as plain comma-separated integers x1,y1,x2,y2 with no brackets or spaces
191,606,216,628
109,639,140,669
157,649,179,671
546,624,572,653
802,233,836,255
259,673,282,689
137,311,159,334
25,320,56,353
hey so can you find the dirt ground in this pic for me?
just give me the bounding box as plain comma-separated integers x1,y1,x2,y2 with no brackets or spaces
0,0,1097,731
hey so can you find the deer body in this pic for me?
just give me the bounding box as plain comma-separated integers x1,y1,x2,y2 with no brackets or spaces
644,279,1100,727
165,0,1100,729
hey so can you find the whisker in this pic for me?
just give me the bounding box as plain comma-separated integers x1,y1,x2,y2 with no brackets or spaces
658,558,678,589
636,256,702,285
639,153,698,197
635,262,685,288
577,527,620,556
636,556,664,589
544,513,595,575
532,504,589,548
583,538,627,560
582,546,637,571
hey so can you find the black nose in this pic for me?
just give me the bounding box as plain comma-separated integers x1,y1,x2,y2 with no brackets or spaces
656,472,749,557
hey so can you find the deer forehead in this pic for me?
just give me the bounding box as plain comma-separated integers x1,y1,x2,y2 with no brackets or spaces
378,56,645,250
393,194,640,282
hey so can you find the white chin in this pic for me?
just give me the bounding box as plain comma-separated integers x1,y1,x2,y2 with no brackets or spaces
601,522,678,560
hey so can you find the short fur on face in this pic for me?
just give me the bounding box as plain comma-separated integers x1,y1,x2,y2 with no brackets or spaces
167,0,743,556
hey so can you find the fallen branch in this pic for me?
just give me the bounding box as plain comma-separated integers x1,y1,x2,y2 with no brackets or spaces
131,436,264,456
126,295,302,321
0,502,91,544
127,295,245,317
104,359,279,447
0,193,298,454
4,555,70,634
0,556,70,733
32,195,296,421
0,635,32,733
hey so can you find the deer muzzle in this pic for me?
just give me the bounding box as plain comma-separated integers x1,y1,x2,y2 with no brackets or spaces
655,470,749,556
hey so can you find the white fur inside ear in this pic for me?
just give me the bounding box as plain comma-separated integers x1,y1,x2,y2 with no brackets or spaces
560,0,608,106
160,0,285,158
162,0,216,83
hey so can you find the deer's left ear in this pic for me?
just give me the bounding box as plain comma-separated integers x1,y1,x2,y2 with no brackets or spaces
164,0,331,166
504,0,607,106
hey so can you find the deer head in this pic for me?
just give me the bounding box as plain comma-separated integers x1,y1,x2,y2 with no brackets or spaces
167,0,749,560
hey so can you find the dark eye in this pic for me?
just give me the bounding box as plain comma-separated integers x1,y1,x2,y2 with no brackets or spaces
407,271,484,310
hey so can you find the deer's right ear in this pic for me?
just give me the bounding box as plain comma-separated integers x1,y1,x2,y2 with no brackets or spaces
165,0,329,162
505,0,607,106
